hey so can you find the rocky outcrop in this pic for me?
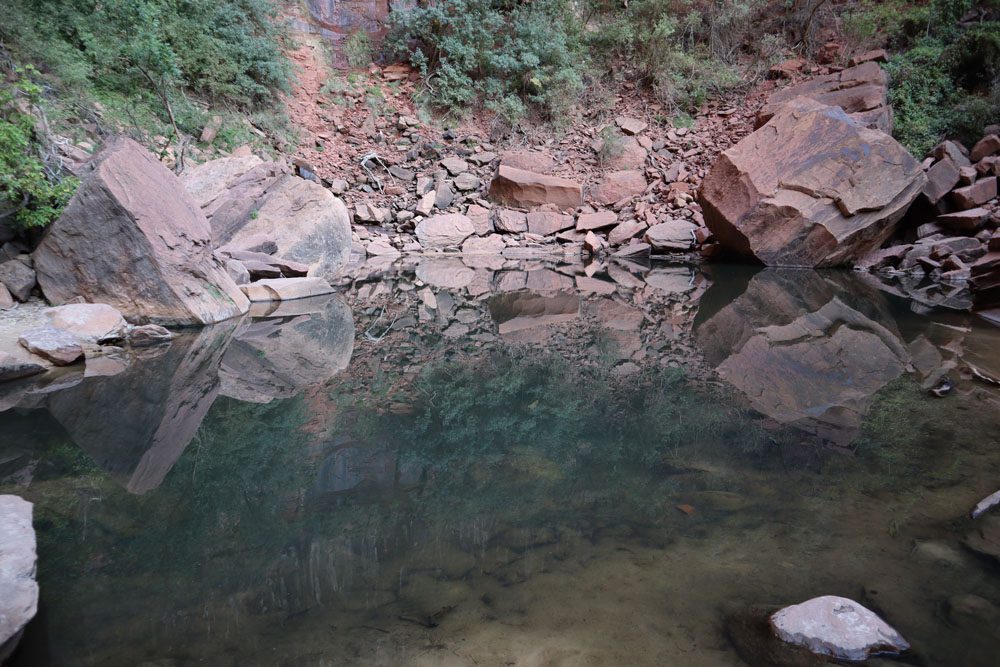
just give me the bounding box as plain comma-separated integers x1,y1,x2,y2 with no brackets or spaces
756,62,892,132
33,137,249,325
0,495,37,662
770,596,909,661
700,98,925,267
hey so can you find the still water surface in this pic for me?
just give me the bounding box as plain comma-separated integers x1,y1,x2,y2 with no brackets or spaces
2,260,999,666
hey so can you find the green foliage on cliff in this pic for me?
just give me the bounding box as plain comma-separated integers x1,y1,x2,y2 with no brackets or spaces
0,68,77,229
386,0,765,125
845,0,1000,156
386,0,585,125
0,0,290,111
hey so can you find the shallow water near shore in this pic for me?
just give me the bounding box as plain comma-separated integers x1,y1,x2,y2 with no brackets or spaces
2,259,1000,666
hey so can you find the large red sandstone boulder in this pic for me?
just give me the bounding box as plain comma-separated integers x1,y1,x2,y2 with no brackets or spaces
488,165,583,210
33,137,249,325
182,155,352,277
700,98,926,268
756,62,892,132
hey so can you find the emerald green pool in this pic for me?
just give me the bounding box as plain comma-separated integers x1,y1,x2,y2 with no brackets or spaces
2,261,999,666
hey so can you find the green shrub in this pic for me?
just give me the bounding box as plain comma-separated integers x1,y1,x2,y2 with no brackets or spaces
0,69,77,229
386,0,584,122
343,30,374,69
885,39,956,156
0,0,290,135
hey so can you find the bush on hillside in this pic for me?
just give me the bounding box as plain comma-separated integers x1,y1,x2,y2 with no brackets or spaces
0,68,77,229
386,0,585,125
1,0,289,110
857,0,1000,156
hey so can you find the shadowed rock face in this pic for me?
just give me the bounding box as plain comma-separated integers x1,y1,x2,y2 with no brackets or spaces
44,322,239,494
695,268,910,444
219,294,355,404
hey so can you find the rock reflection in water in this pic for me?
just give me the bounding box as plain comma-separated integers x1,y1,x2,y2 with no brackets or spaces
31,294,355,494
219,294,354,404
695,268,911,444
44,322,238,494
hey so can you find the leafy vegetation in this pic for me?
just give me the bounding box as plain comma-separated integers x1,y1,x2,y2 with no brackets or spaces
0,0,291,177
0,67,77,229
844,0,1000,156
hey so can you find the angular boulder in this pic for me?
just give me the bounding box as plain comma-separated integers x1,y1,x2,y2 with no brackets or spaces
415,213,475,248
488,166,583,210
33,137,249,325
700,99,925,267
756,62,892,132
0,496,37,662
645,220,697,251
18,326,84,365
770,595,909,661
0,259,35,302
182,155,352,277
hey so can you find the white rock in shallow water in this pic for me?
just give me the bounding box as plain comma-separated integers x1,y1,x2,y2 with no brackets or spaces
770,595,909,661
972,489,1000,519
0,496,38,659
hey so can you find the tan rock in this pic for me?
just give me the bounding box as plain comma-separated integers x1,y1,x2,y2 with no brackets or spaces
461,234,506,255
499,150,557,173
645,220,697,251
526,210,574,236
415,213,475,248
240,277,335,302
43,304,128,343
593,170,646,205
489,166,583,210
577,211,618,231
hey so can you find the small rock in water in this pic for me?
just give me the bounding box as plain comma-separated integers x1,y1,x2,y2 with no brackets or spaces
770,595,909,661
929,376,954,397
127,324,175,348
972,488,1000,519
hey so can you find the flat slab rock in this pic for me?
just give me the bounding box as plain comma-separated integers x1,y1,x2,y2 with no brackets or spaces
770,595,909,661
18,326,84,365
0,496,38,657
240,277,334,303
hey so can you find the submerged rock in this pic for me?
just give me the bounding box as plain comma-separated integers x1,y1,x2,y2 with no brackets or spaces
33,137,249,325
700,98,925,267
770,596,909,661
0,495,38,662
